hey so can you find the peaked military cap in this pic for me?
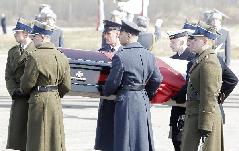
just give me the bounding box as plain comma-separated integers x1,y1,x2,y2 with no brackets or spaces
120,20,141,35
182,19,198,35
103,20,121,33
190,22,218,40
31,21,53,36
13,18,33,33
136,16,150,28
167,30,188,40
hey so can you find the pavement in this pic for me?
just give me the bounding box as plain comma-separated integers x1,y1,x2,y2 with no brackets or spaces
0,54,239,151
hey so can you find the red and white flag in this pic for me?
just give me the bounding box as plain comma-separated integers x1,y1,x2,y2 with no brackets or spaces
103,52,188,104
151,57,188,104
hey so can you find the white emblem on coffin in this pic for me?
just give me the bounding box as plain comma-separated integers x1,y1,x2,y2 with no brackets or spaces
71,71,86,81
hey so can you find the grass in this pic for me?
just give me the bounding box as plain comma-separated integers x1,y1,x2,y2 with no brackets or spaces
0,26,238,59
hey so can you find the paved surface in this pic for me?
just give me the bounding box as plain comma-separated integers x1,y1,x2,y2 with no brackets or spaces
0,54,239,151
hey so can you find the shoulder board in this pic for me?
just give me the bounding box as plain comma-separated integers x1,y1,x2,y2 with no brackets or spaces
9,45,19,50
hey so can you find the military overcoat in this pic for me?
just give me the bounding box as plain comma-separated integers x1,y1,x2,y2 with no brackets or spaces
103,42,162,151
5,42,35,150
181,49,223,151
20,42,71,151
215,28,230,66
95,47,117,151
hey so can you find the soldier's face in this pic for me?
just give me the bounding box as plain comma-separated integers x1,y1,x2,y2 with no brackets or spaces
44,17,56,27
210,18,222,29
14,31,26,43
119,31,129,46
32,34,43,47
189,37,205,53
104,30,119,46
170,38,182,52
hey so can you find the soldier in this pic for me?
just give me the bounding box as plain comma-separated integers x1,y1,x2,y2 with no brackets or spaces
20,21,71,151
207,11,231,124
95,20,121,151
136,16,155,51
172,20,238,151
102,20,162,151
5,18,34,151
181,22,223,151
208,11,231,66
40,8,64,47
167,29,195,151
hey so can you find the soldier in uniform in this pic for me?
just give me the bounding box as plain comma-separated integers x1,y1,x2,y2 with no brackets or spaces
181,22,223,151
20,21,71,151
136,16,155,51
5,18,34,151
102,20,162,151
167,29,195,151
95,20,121,151
208,11,231,66
40,8,64,47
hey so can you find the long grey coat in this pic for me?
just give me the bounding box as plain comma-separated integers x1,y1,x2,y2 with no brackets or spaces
51,27,64,47
20,42,71,151
215,28,230,66
103,42,162,151
5,42,35,150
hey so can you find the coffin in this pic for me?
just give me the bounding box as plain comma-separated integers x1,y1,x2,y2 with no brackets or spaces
60,48,111,98
60,48,188,104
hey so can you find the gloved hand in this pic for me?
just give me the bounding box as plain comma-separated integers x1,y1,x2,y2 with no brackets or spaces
199,129,211,143
12,89,28,100
98,85,103,96
218,92,226,104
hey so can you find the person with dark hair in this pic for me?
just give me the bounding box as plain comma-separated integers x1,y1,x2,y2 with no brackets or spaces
102,20,162,151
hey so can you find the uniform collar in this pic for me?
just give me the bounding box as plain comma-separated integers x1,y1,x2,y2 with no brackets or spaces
37,42,55,49
123,42,144,49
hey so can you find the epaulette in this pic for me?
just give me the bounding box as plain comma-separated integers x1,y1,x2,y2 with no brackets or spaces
9,45,19,51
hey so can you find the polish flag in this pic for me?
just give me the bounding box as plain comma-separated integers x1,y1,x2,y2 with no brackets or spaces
103,52,188,104
151,57,188,104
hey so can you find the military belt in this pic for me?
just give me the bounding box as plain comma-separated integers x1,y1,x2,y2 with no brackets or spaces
34,85,58,92
121,84,145,91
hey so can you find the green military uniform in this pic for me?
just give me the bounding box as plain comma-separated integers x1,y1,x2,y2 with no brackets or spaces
20,42,71,151
5,42,35,150
181,49,223,151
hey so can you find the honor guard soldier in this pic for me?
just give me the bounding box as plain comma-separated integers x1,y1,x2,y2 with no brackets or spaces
136,16,155,51
102,20,162,151
20,21,71,151
208,11,231,66
5,18,35,151
95,20,121,151
167,28,195,151
40,8,64,47
181,22,224,151
98,20,122,52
